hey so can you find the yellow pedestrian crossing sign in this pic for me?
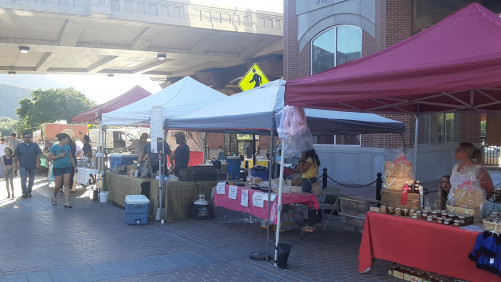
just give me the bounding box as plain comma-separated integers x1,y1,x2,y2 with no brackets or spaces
238,63,269,91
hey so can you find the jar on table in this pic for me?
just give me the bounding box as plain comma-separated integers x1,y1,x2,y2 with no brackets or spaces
458,215,466,226
422,211,428,218
409,209,415,217
453,220,461,227
413,181,422,193
444,219,451,225
388,206,394,214
394,208,402,216
416,211,422,219
426,216,433,222
380,206,387,214
436,217,443,224
402,208,409,216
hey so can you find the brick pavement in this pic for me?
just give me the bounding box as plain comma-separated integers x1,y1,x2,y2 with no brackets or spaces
0,176,397,282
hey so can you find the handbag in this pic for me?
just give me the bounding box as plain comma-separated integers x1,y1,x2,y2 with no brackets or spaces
308,178,322,197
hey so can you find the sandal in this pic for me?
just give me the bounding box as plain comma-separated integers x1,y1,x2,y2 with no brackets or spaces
64,204,72,208
52,198,57,205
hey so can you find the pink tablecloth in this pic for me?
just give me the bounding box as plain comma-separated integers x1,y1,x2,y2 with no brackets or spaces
214,185,319,224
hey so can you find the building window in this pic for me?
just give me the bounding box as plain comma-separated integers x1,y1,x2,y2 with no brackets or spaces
314,134,361,146
311,26,362,145
418,113,459,144
311,25,362,75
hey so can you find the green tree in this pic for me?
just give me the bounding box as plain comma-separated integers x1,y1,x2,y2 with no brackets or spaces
0,117,17,138
16,88,95,134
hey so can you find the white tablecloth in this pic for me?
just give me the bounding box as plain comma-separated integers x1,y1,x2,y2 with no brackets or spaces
75,167,100,185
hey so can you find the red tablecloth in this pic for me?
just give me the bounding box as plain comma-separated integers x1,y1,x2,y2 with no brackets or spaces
358,212,499,281
214,185,319,224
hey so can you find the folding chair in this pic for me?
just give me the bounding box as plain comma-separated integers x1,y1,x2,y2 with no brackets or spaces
318,187,341,231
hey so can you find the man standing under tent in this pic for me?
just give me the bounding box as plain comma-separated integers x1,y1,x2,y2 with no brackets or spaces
142,140,171,177
128,133,148,160
169,132,190,177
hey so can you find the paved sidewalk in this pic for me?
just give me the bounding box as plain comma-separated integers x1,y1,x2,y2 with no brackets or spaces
0,176,398,282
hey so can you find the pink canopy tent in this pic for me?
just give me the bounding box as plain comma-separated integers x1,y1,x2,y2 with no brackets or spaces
285,3,501,114
72,85,151,124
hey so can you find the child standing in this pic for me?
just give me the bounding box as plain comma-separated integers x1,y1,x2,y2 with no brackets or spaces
1,147,15,199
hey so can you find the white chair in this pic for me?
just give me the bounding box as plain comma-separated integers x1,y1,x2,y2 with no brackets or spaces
318,187,341,231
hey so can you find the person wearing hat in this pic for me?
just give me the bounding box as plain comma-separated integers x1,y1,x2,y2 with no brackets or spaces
169,132,190,177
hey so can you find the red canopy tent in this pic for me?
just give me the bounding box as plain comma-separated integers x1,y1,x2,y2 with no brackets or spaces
72,85,151,124
285,3,501,114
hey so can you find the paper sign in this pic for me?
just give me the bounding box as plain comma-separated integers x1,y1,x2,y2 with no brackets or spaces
150,106,163,153
228,185,238,200
252,192,264,208
216,182,226,194
262,193,277,202
241,189,249,207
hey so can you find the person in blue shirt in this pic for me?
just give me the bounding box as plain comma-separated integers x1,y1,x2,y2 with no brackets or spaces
170,132,190,177
142,139,171,177
47,133,77,208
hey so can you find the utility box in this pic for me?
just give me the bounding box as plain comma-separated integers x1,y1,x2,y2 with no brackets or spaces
125,195,150,225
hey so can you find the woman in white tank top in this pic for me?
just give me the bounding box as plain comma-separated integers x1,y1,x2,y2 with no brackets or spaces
448,142,494,204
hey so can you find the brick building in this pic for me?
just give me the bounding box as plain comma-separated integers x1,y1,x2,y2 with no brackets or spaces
283,0,501,183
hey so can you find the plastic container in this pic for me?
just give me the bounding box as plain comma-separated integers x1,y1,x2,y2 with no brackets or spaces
125,213,148,225
125,195,150,214
251,167,269,181
99,191,109,203
125,195,150,225
226,156,241,180
109,154,138,172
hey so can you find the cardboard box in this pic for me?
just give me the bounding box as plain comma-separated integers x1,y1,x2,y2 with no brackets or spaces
381,189,420,210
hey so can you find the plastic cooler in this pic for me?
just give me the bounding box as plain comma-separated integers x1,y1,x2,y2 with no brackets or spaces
109,154,138,172
226,156,241,180
125,195,150,225
251,167,269,181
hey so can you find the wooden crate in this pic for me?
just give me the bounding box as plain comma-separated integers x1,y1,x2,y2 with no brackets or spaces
381,190,420,210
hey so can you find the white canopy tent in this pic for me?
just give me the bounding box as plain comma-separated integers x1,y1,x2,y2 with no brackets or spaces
102,76,227,126
100,76,227,223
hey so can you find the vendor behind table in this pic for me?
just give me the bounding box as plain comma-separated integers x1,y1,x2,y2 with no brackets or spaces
169,132,190,178
142,140,171,177
128,133,148,160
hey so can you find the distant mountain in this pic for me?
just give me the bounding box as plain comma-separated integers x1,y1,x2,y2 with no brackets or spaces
0,84,32,119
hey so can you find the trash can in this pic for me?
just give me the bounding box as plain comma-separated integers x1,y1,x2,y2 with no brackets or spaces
276,243,292,269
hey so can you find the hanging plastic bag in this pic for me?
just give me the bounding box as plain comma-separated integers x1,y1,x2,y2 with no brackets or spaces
275,106,313,158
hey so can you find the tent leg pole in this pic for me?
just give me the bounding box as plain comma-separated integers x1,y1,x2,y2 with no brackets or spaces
265,133,274,262
274,152,285,265
413,115,419,179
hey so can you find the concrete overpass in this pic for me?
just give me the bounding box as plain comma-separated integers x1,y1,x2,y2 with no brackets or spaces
0,0,283,91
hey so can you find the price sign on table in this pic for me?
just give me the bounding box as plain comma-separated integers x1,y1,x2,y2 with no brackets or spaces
228,185,238,200
241,190,249,207
216,182,226,194
252,192,264,208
